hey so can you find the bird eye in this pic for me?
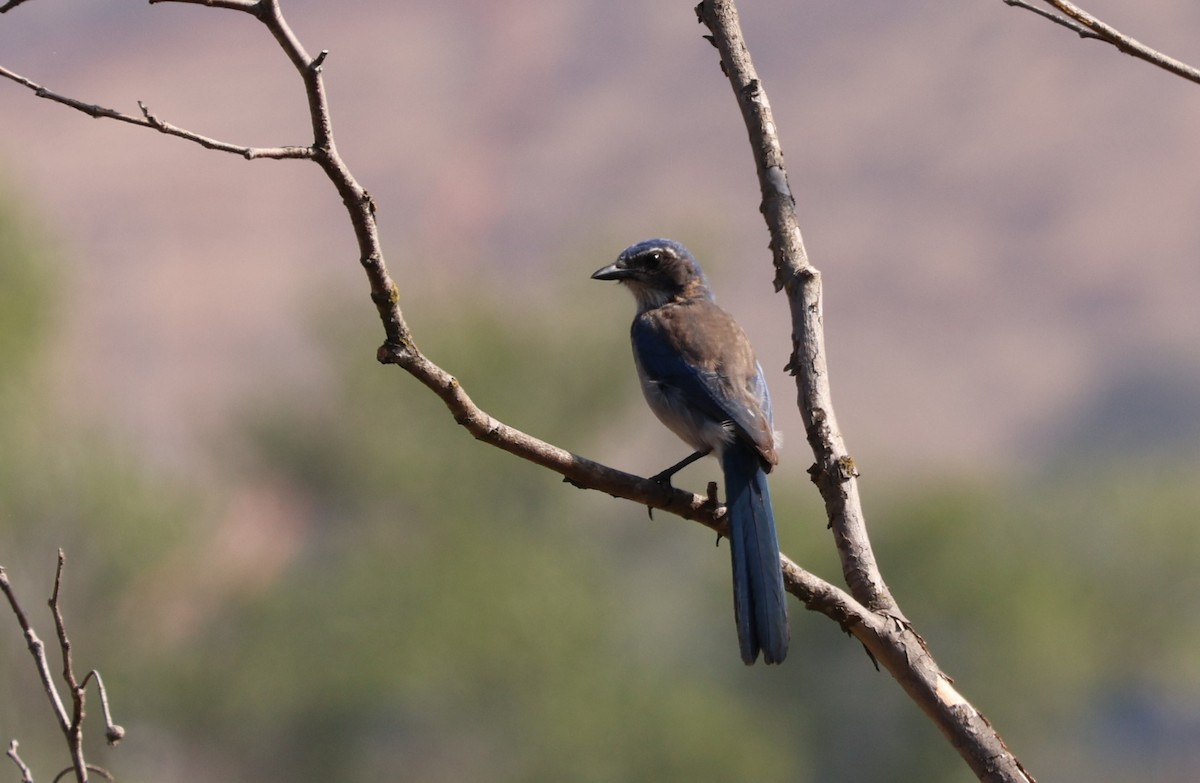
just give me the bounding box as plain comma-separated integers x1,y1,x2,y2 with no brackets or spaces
644,251,662,267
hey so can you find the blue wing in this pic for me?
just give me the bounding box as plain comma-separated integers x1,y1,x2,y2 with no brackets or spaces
631,307,774,462
630,301,788,665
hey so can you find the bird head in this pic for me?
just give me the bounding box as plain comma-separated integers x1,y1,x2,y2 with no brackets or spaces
591,238,713,310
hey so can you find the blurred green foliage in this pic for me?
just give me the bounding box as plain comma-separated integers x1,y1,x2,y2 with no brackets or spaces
162,301,805,782
0,191,197,775
0,192,52,394
1,218,1199,782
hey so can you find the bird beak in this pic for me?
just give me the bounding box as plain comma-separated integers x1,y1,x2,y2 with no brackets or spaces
591,262,631,281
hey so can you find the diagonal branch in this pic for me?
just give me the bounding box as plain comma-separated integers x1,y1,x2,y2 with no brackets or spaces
128,2,866,631
0,565,70,734
696,1,1035,781
1003,0,1200,85
1001,0,1097,38
6,740,34,783
693,0,893,618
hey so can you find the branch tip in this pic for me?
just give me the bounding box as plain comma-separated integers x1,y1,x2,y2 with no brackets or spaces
1005,0,1200,83
5,740,33,783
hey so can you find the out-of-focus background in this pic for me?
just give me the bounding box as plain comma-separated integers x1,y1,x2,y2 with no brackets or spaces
1,1,1199,780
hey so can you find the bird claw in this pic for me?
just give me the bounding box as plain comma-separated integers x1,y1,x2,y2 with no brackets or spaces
648,469,676,488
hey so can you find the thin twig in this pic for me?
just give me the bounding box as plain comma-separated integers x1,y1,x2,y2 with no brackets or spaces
1005,0,1200,85
50,552,78,700
0,66,313,160
6,740,34,783
79,672,124,746
0,566,70,732
1002,0,1097,38
49,551,88,783
0,0,36,13
148,0,259,11
51,766,111,783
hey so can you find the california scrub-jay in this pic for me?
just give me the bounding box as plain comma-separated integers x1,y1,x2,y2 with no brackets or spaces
592,238,789,665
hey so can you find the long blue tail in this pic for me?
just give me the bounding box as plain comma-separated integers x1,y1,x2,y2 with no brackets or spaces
722,442,789,665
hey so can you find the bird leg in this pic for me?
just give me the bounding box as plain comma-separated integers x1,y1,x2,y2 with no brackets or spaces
645,448,712,520
650,448,712,487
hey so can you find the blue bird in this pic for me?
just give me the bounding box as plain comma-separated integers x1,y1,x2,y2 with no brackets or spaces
592,238,789,665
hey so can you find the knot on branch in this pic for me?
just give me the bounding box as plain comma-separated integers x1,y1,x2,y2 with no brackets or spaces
739,77,761,100
375,340,412,365
367,279,399,305
806,452,858,491
768,250,814,297
804,405,831,445
105,724,126,746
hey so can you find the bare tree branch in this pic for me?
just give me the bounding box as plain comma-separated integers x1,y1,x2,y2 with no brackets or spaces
1004,0,1200,85
1,554,117,783
696,1,1035,781
693,1,893,616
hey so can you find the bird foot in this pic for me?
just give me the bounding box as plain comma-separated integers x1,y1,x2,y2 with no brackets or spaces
648,468,677,488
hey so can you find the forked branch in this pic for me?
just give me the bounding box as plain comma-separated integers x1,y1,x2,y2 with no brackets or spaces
1,553,121,783
1003,0,1200,85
